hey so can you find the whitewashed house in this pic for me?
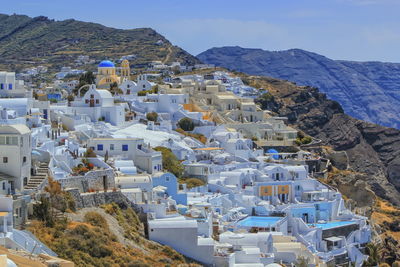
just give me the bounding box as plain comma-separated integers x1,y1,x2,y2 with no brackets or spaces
0,124,31,192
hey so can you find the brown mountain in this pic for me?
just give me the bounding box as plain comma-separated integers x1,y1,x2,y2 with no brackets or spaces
0,13,200,72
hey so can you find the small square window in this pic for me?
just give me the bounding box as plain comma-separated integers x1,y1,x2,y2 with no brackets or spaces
3,157,8,163
110,144,114,150
97,144,103,151
122,144,128,151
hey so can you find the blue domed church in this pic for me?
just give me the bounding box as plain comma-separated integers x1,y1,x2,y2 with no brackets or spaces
96,59,130,89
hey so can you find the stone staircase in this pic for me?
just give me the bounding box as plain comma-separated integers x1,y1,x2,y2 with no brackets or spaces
24,162,49,190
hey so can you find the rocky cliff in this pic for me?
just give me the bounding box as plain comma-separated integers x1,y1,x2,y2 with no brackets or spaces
198,46,400,129
245,74,400,206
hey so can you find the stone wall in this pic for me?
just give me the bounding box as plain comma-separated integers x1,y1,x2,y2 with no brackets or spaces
58,169,115,192
66,189,136,210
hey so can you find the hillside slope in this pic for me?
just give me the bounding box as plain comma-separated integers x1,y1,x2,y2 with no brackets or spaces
0,13,200,72
198,46,400,129
241,73,400,207
29,203,200,267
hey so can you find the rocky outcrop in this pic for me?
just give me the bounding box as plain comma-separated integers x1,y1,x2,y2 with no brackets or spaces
249,75,400,206
326,151,349,170
198,46,400,129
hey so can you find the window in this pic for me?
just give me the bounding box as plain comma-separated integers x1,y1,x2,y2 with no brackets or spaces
166,176,170,182
110,144,114,150
154,166,157,170
0,136,5,145
96,99,99,104
23,156,26,163
85,99,89,104
143,84,145,88
3,157,8,163
97,144,103,151
137,144,142,150
8,83,12,90
90,94,94,98
0,83,3,89
2,182,5,190
122,144,128,151
127,89,130,95
23,177,28,186
6,136,18,145
20,137,23,147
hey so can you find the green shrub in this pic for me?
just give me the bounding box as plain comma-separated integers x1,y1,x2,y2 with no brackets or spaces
84,212,108,228
180,178,205,189
177,117,195,131
146,112,158,122
154,146,183,178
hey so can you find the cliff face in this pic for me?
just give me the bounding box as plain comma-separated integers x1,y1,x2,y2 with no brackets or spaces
248,75,400,206
0,13,200,72
198,46,400,129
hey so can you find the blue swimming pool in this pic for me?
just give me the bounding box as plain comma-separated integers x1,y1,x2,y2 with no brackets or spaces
309,221,358,230
237,216,284,228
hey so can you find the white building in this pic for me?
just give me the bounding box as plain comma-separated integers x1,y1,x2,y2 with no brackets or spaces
87,137,162,174
0,72,27,98
63,84,125,125
0,124,31,192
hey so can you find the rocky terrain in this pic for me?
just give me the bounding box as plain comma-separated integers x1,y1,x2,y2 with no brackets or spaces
198,46,400,129
242,73,400,207
0,13,200,73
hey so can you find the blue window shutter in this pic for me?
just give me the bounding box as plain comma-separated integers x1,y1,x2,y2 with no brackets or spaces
122,144,128,151
97,144,103,151
8,83,12,90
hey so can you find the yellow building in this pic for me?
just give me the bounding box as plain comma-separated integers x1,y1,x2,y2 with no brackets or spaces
120,59,131,81
96,60,130,89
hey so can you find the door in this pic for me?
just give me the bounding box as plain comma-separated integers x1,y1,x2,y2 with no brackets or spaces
103,176,108,191
302,213,309,223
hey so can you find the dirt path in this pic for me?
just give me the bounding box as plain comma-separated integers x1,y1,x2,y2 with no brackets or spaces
67,207,146,252
163,46,173,64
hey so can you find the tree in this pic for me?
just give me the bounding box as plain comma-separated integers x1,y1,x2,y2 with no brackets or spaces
181,178,205,189
33,196,54,227
364,242,383,266
146,112,158,122
67,94,75,102
74,71,95,95
84,148,97,158
294,256,310,267
154,146,183,178
178,117,195,131
104,150,109,163
109,82,122,96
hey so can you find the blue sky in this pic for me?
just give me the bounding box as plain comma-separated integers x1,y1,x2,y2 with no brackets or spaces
2,0,400,62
